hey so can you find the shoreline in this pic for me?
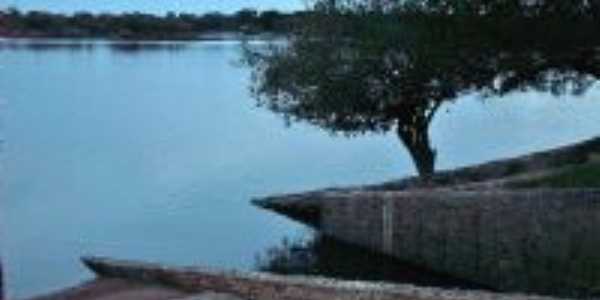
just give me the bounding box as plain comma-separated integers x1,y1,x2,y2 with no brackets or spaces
0,31,284,43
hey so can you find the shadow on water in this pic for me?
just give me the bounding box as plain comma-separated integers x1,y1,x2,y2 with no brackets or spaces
107,42,188,53
256,234,490,291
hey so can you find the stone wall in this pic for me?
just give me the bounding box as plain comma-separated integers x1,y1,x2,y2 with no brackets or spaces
316,190,600,298
82,257,564,300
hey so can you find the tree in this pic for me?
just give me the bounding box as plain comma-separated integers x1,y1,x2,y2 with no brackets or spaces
235,8,259,31
394,0,600,17
258,10,283,31
246,0,600,179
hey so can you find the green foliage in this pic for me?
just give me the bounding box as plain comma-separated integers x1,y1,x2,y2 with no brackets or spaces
250,10,600,134
512,163,600,188
362,0,600,18
246,0,600,177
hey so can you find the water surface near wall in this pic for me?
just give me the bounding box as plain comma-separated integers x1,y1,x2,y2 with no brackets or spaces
0,40,599,299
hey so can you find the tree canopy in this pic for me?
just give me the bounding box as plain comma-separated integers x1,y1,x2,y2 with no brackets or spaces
246,0,600,178
318,0,600,18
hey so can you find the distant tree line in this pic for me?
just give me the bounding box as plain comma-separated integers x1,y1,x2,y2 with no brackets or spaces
3,1,599,40
0,8,305,39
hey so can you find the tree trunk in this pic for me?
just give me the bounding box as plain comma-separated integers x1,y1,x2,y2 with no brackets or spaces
396,122,436,179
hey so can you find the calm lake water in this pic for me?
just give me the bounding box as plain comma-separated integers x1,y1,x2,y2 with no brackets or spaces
1,40,600,299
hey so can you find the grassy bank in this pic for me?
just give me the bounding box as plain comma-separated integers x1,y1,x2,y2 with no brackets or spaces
511,162,600,188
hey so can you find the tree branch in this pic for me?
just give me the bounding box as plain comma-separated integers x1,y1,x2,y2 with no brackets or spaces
425,101,442,125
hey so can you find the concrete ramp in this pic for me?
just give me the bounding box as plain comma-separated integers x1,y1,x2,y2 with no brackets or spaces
80,256,565,300
28,279,188,300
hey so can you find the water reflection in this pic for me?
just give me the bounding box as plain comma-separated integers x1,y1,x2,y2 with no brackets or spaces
256,234,488,290
0,39,189,53
108,42,188,53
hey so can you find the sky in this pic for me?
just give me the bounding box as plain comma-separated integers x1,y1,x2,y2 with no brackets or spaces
0,0,306,15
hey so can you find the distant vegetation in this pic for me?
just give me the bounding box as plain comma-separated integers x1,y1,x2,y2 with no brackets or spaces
0,8,303,39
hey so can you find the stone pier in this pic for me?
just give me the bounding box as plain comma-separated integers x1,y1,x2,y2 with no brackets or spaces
255,189,600,298
254,136,600,298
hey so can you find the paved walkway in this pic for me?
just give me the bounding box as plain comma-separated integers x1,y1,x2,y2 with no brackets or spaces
29,279,245,300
